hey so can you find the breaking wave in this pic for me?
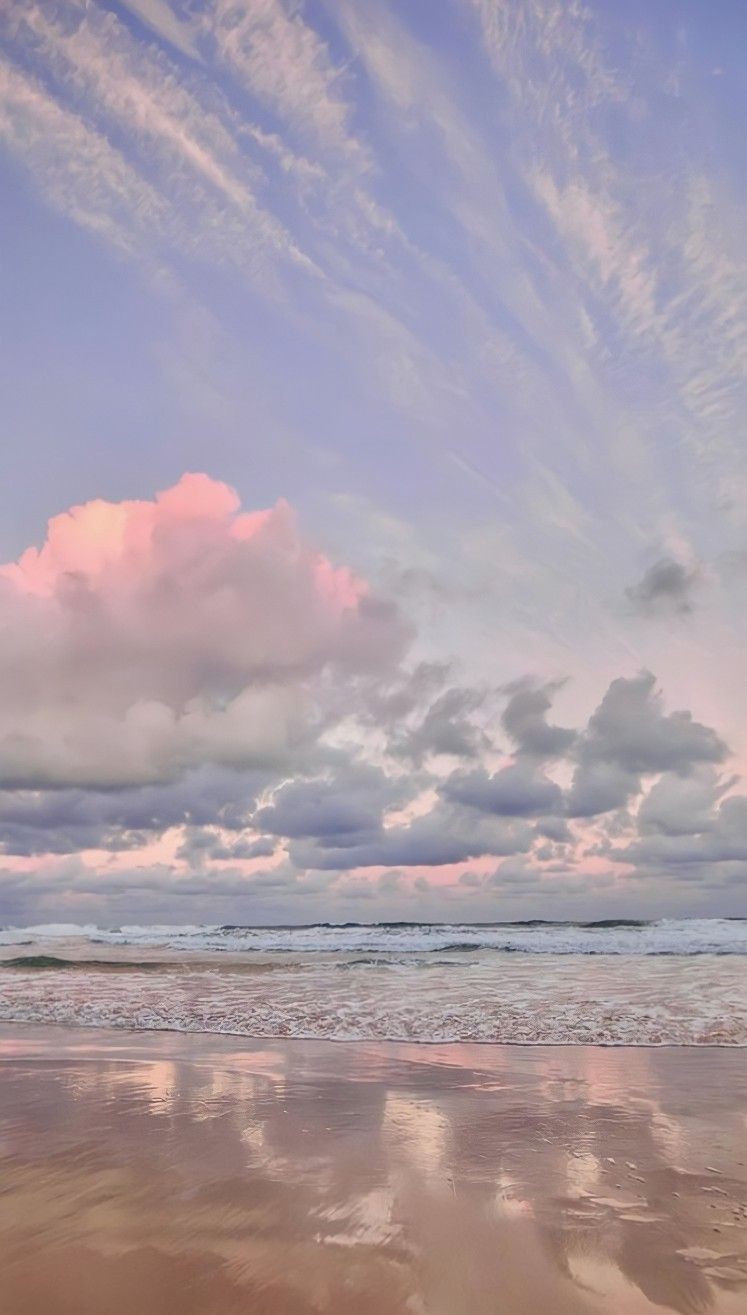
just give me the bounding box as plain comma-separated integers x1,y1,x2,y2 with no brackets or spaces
0,917,745,956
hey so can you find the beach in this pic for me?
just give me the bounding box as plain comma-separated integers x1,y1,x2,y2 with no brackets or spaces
1,1023,746,1315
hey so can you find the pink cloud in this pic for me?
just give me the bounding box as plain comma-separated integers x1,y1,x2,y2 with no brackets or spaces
0,474,408,788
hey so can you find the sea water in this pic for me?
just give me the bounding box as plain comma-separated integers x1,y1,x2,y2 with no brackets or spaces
0,919,745,1045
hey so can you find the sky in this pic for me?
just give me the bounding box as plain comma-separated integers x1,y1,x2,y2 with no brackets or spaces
0,0,745,925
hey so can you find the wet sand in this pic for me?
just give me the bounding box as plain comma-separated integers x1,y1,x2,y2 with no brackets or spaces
0,1026,746,1314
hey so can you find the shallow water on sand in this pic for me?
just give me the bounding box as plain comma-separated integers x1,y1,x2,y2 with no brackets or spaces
1,1026,746,1314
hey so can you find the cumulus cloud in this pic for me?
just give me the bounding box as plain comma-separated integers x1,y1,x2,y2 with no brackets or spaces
636,766,734,838
176,827,277,865
288,801,533,871
611,795,747,871
534,816,571,843
0,473,409,788
568,671,727,816
391,684,490,763
625,556,700,616
442,762,563,818
501,679,576,759
0,763,273,858
1,478,744,917
254,765,404,840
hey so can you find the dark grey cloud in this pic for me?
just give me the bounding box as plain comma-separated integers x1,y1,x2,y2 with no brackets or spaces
289,804,533,871
176,827,277,864
361,661,452,728
534,816,571,843
501,679,576,759
392,685,490,763
586,671,726,773
211,837,277,861
0,638,743,919
442,762,563,817
567,762,638,818
636,767,735,838
0,766,269,856
358,658,497,767
611,796,747,871
625,557,699,616
254,765,405,841
567,671,727,816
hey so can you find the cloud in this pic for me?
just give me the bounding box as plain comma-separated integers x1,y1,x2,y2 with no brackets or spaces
0,855,316,926
625,557,700,616
534,816,571,843
118,0,202,62
207,0,360,158
254,765,403,840
470,0,747,466
501,680,576,759
391,685,490,764
4,0,313,278
568,671,728,816
0,59,167,260
611,795,747,872
580,671,727,774
636,766,733,838
0,764,268,857
176,827,276,865
442,762,563,818
289,801,533,871
0,497,742,919
0,473,409,789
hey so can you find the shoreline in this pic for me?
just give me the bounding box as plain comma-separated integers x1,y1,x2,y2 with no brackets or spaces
1,1014,747,1048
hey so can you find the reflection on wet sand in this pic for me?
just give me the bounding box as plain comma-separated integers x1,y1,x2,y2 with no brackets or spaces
0,1026,746,1314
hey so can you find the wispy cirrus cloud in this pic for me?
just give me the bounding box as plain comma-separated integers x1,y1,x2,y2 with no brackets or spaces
207,0,362,160
117,0,202,61
468,0,747,470
0,59,167,258
2,0,317,279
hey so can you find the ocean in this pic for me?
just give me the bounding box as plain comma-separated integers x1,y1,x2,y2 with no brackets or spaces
1,918,745,1046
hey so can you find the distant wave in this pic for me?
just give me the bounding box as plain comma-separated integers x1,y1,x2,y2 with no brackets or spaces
0,918,745,956
4,955,167,971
